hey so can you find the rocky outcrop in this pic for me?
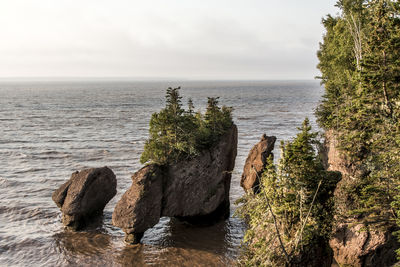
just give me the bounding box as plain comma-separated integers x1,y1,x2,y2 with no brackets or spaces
324,130,398,266
330,223,398,267
240,134,276,192
52,167,117,230
112,125,238,243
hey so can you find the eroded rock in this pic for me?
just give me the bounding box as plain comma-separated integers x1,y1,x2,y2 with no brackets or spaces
112,125,238,243
324,130,398,266
112,164,163,240
52,167,117,230
241,134,276,192
329,223,398,267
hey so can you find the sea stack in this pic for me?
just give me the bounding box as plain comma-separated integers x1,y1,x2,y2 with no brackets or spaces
52,167,117,230
241,134,276,193
112,125,238,243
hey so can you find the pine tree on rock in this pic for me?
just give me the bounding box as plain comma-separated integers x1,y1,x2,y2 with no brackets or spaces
140,87,233,165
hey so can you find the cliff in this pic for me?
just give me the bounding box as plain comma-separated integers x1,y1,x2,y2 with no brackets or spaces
324,130,398,267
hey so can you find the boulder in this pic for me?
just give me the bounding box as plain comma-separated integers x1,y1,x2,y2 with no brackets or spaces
52,166,117,230
112,125,238,243
240,134,276,192
324,130,398,266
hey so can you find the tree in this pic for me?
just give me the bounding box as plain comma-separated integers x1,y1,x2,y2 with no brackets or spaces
361,0,400,117
316,0,400,252
187,98,194,115
204,97,233,143
236,119,340,266
140,87,233,165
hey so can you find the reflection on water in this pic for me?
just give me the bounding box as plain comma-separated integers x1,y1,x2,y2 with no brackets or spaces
54,230,113,264
118,245,231,267
0,80,323,266
52,216,241,266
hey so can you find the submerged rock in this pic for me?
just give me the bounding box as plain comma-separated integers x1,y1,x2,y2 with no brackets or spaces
324,130,398,266
52,167,117,230
112,125,238,243
240,134,276,192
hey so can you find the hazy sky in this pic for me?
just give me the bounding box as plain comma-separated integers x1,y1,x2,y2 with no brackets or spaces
0,0,339,80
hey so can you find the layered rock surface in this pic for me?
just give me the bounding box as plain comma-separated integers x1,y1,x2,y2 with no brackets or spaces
52,167,117,230
112,125,238,243
324,130,398,267
240,134,276,192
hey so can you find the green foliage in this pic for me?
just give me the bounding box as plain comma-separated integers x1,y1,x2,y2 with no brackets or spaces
316,0,400,256
236,119,340,266
140,87,233,165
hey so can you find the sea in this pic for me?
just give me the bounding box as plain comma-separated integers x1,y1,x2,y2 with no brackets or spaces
0,80,324,267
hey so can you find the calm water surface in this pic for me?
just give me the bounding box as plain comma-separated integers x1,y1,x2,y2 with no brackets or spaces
0,80,323,266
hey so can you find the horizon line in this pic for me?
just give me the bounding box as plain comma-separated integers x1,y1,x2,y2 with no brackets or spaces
0,76,319,82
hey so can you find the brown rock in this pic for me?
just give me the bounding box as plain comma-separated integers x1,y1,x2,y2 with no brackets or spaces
324,130,398,266
52,167,117,230
162,124,237,219
329,223,398,267
112,125,238,243
112,165,163,236
240,134,276,192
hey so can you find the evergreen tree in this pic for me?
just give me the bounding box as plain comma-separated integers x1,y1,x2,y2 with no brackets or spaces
187,98,195,115
205,97,222,135
140,87,233,165
204,97,233,143
316,0,400,252
236,119,340,266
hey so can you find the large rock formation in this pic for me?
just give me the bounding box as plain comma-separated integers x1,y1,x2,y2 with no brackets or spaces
112,125,238,243
52,167,117,230
240,134,276,192
324,130,398,267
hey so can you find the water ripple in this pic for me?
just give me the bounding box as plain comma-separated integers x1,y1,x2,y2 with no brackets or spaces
0,80,323,267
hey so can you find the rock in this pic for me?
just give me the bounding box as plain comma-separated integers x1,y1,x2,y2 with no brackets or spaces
240,134,276,192
162,124,237,220
112,164,163,239
324,130,398,266
112,125,238,243
329,223,398,267
52,166,117,230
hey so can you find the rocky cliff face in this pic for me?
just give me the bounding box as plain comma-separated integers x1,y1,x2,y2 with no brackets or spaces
112,125,238,243
324,130,398,267
240,134,276,192
52,167,117,230
330,222,398,267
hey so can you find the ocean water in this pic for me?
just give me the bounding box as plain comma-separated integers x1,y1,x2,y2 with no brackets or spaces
0,80,323,267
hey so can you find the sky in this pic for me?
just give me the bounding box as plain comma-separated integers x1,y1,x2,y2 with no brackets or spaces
0,0,340,80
